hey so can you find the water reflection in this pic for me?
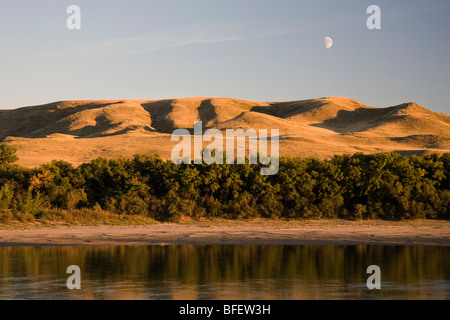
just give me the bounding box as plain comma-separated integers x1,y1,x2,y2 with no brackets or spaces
0,245,448,300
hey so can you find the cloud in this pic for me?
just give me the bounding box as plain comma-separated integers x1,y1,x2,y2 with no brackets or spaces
46,23,297,59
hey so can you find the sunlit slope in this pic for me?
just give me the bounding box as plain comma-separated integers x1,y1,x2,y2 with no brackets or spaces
0,97,448,167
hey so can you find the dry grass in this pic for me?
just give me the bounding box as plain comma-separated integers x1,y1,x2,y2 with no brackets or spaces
177,216,450,229
0,212,158,230
1,216,448,231
0,97,448,168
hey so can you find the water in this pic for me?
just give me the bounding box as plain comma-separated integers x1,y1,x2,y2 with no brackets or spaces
0,245,448,300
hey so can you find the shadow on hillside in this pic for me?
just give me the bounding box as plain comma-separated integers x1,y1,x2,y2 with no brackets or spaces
141,100,176,134
197,99,218,127
0,101,131,141
309,108,395,134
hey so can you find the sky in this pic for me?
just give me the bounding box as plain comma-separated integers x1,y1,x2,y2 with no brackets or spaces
0,0,449,114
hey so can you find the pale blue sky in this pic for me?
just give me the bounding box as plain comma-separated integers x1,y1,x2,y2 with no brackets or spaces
0,0,449,114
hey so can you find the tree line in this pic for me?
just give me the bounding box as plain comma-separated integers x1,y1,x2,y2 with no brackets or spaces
0,143,448,223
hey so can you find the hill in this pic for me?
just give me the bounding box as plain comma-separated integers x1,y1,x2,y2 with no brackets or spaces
0,97,449,167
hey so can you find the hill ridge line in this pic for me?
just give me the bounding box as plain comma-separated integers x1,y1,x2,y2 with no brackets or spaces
0,97,448,167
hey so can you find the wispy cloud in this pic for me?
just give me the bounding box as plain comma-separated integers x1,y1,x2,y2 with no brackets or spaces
382,2,446,20
45,23,298,59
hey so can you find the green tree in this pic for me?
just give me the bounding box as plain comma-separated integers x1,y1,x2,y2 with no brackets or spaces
0,143,19,166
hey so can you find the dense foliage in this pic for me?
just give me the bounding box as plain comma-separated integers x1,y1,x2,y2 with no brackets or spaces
0,143,448,222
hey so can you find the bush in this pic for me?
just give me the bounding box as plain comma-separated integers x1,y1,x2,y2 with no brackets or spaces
0,151,448,222
0,183,14,212
14,190,46,221
0,143,19,166
0,183,15,223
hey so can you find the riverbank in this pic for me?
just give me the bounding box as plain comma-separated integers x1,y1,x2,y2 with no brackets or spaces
0,219,449,246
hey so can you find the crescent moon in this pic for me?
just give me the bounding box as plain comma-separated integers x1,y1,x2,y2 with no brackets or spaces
325,36,333,49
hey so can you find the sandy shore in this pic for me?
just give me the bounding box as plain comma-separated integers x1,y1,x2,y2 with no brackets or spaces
0,219,449,246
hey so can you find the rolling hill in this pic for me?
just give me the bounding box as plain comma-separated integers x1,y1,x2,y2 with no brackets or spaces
0,97,449,167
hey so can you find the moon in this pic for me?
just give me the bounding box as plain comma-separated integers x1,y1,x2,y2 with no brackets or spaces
325,36,333,49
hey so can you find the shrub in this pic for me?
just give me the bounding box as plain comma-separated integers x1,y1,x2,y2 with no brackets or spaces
0,151,448,222
14,190,46,221
0,143,19,166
